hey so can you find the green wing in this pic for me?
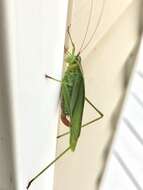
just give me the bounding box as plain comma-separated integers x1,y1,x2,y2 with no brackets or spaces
61,82,71,115
70,73,85,151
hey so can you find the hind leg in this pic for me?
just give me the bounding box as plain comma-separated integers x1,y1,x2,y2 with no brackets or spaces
57,97,103,138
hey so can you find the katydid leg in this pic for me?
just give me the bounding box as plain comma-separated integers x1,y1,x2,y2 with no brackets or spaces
45,74,61,83
64,46,71,56
67,25,75,51
85,97,103,119
27,147,70,189
57,97,103,139
57,131,69,139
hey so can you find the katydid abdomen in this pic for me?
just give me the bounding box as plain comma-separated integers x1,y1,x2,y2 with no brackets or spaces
61,62,85,151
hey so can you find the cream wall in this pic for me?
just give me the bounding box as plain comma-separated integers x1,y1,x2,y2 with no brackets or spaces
54,0,142,190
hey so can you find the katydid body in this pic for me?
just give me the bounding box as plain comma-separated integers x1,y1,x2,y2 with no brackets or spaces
61,51,85,151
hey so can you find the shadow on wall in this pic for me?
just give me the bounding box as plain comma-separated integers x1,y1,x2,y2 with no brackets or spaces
0,1,16,190
96,2,143,189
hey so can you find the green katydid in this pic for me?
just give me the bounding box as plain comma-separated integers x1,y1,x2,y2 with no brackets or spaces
27,0,105,188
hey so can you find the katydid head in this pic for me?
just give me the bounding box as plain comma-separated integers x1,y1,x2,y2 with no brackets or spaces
65,50,81,66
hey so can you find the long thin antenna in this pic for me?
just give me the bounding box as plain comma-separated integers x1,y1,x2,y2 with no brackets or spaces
67,25,75,49
78,0,95,53
80,0,106,53
27,147,70,189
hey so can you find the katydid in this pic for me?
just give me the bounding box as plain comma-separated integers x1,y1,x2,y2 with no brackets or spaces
27,0,105,188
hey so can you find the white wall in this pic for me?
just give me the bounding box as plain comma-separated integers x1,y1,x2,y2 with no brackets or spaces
0,0,68,190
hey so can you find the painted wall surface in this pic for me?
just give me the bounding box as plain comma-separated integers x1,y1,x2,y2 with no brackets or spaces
54,0,142,190
0,0,68,190
67,0,138,58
